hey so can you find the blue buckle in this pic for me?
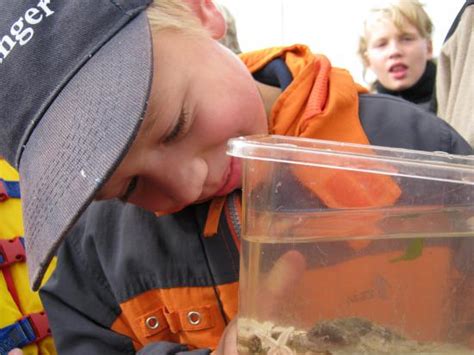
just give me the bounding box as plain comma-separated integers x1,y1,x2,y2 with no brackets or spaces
0,180,8,202
0,237,26,269
0,179,21,202
0,318,36,354
0,312,51,354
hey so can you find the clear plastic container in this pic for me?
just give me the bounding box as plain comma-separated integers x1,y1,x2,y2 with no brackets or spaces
227,135,474,355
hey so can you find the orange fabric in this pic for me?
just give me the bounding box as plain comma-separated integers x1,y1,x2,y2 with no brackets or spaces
203,196,226,237
113,283,238,351
283,246,457,342
240,45,401,213
241,45,369,140
452,266,474,343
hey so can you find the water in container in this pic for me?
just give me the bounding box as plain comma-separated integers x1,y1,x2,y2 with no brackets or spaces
227,135,474,355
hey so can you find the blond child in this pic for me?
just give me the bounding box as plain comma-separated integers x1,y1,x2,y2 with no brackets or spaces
358,0,435,110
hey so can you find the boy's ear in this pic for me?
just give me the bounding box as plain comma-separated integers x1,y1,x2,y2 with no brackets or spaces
184,0,226,39
362,51,371,69
426,39,433,59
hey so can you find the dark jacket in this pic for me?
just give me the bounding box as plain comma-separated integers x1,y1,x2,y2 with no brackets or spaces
375,60,436,112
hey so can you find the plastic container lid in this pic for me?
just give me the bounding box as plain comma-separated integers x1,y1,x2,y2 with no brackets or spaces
228,135,474,185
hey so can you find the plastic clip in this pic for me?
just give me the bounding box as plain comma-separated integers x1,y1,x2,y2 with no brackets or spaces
26,312,51,342
0,237,26,268
0,180,8,202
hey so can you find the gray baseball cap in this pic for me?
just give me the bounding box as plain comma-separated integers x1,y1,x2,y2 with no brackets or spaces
0,0,153,290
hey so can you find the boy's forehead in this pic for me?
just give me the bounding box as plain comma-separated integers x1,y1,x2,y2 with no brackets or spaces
366,14,408,34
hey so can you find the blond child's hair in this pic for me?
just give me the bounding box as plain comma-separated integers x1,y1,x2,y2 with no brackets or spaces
358,0,433,75
146,0,207,36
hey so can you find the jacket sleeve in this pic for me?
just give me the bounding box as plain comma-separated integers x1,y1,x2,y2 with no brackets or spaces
39,219,137,354
40,216,210,355
359,93,473,155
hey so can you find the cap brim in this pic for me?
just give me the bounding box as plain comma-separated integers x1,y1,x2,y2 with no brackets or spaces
19,13,153,290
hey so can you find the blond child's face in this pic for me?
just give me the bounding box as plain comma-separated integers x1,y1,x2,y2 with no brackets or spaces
365,18,432,91
95,29,268,213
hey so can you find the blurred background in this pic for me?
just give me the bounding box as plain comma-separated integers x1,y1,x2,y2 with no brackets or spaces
217,0,464,85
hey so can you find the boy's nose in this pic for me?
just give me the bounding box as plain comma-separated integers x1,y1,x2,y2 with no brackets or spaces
387,40,403,58
162,158,207,196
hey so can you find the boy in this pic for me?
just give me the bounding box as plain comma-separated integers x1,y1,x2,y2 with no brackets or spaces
358,0,435,110
436,0,474,146
0,0,471,354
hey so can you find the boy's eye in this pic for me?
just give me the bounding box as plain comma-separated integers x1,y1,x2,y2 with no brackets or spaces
163,109,189,144
372,40,387,48
401,34,415,42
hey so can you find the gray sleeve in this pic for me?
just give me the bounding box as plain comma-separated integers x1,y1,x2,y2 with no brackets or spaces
359,94,473,155
40,221,137,355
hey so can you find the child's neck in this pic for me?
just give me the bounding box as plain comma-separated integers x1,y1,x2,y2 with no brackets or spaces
255,81,282,118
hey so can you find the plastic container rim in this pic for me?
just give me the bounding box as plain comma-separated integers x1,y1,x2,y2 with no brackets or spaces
227,135,474,185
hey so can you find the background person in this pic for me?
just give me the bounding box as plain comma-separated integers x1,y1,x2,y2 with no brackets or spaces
358,0,435,110
435,0,474,147
215,2,241,54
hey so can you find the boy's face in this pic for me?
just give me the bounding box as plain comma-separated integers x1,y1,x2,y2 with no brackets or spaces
95,29,268,213
365,18,432,91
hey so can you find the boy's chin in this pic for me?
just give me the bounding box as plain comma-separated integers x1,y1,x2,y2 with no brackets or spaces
154,206,185,217
154,198,208,216
154,193,233,216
